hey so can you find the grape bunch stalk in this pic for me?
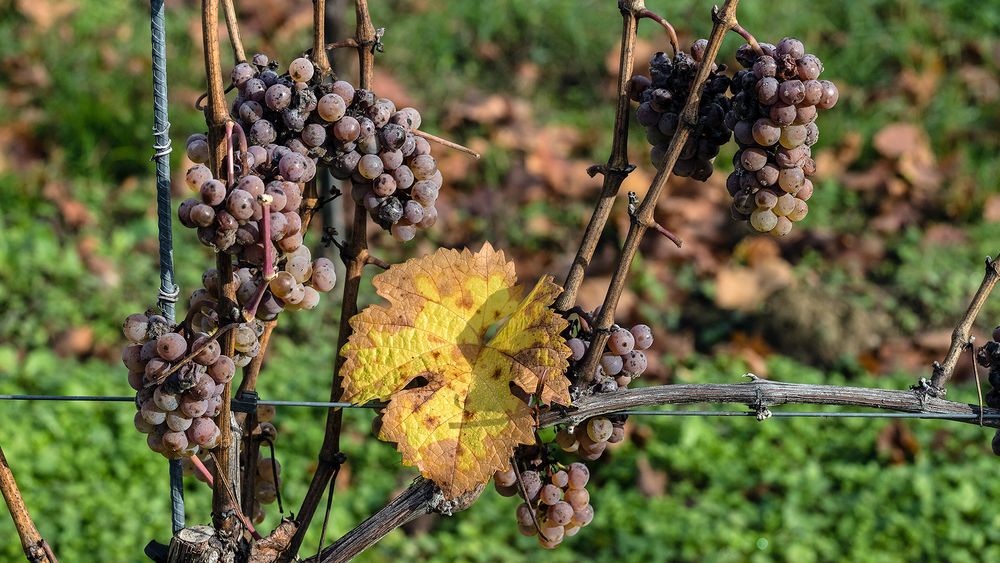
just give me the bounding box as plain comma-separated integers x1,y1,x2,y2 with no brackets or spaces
630,39,733,181
725,37,839,236
493,462,595,549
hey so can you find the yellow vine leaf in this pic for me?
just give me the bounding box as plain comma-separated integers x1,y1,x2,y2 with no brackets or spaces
341,243,571,498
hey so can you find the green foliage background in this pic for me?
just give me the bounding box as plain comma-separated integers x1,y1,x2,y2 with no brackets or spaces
1,0,1000,561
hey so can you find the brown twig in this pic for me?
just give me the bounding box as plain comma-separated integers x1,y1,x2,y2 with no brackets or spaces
283,1,377,559
222,0,246,64
313,0,332,76
301,177,321,232
324,38,360,50
930,256,1000,392
365,253,390,270
201,0,242,538
309,479,438,563
576,0,744,383
538,377,1000,429
40,541,57,563
412,129,480,159
235,320,277,427
235,319,275,518
636,7,679,56
0,444,53,563
553,0,644,312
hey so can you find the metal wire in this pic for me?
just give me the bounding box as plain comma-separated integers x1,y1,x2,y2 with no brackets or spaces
619,410,1000,419
1,394,997,420
148,0,184,534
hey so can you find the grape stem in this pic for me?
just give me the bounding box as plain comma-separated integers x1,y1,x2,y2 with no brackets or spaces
0,444,55,563
280,0,378,559
231,121,249,179
189,455,216,488
636,8,680,56
412,129,481,159
260,195,275,280
150,323,238,385
241,279,270,322
225,121,235,188
731,21,764,56
650,221,682,247
554,0,645,312
576,0,745,384
511,456,549,541
929,255,1000,393
970,340,985,426
221,0,246,64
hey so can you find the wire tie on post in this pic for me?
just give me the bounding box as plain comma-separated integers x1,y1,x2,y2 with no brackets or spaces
232,390,260,414
158,284,181,304
150,121,173,161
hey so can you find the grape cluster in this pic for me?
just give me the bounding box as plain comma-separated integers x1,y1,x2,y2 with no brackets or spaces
975,327,1000,456
232,250,337,321
725,38,839,235
180,145,310,259
180,170,337,322
567,323,653,392
629,40,733,181
122,310,263,459
493,463,595,549
227,54,442,242
976,327,1000,411
554,415,626,461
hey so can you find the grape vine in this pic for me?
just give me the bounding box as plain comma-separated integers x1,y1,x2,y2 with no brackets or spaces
74,1,1000,562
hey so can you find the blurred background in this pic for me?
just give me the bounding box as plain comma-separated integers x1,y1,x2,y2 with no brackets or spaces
2,0,1000,560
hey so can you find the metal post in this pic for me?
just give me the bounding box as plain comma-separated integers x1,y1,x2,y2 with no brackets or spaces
149,0,185,535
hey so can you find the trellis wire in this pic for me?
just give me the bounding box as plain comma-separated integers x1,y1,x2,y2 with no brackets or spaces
2,395,997,420
148,0,184,535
